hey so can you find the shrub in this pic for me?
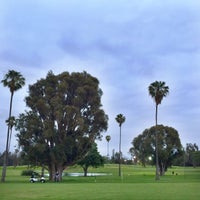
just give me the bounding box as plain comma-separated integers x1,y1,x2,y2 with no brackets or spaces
21,170,39,176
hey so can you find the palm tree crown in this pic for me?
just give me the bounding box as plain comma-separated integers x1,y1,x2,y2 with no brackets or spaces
1,70,25,94
106,135,111,143
115,114,126,127
148,81,169,106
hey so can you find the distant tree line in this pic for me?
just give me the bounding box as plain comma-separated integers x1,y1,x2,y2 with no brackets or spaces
2,142,199,168
184,143,200,167
0,151,22,167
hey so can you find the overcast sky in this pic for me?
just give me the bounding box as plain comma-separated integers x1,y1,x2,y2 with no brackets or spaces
1,0,200,158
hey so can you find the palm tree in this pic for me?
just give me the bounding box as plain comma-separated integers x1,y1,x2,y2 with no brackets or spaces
115,114,126,176
1,70,25,182
105,135,111,157
6,116,16,152
148,81,169,180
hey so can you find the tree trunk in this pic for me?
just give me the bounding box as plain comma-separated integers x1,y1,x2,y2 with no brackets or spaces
155,104,160,180
160,162,165,176
41,164,45,177
57,165,63,181
1,92,13,182
48,162,56,181
119,125,122,177
155,104,158,126
83,166,88,177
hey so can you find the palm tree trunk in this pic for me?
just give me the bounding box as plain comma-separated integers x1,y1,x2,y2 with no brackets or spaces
107,141,109,157
1,92,13,182
119,125,122,176
155,103,158,126
155,104,160,180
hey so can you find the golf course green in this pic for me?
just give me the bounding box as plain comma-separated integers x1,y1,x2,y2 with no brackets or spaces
0,164,199,200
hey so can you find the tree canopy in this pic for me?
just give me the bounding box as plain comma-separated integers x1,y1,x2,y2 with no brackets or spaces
77,143,104,176
115,114,126,127
15,71,108,181
130,125,183,175
185,143,200,167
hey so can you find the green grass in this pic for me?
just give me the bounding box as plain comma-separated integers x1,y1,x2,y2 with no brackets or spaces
0,164,200,200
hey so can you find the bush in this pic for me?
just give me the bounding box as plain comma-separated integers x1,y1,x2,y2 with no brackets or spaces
21,170,39,176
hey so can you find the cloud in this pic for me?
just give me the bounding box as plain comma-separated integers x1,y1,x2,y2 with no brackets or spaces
0,0,200,156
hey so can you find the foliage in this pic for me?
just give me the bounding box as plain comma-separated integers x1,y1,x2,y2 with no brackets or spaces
1,70,25,94
130,125,183,175
105,135,111,142
15,71,108,181
1,151,22,167
21,170,39,176
110,152,127,164
148,81,169,104
115,114,126,127
77,143,104,176
185,143,199,166
191,151,200,167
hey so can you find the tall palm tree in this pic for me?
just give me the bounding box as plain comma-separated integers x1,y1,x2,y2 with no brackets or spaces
1,70,25,182
148,81,169,180
115,114,126,176
105,135,111,157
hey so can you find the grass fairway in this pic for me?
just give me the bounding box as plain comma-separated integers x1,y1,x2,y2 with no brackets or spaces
0,165,200,200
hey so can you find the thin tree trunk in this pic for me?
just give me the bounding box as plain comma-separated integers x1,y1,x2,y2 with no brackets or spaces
41,164,45,177
155,103,158,126
107,141,109,157
119,125,122,177
155,104,160,180
1,92,13,182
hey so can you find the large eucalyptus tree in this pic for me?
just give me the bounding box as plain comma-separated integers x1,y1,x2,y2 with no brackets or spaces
148,81,169,180
16,71,108,181
1,70,25,182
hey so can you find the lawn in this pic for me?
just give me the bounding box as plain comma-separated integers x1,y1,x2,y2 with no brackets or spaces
0,164,200,200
